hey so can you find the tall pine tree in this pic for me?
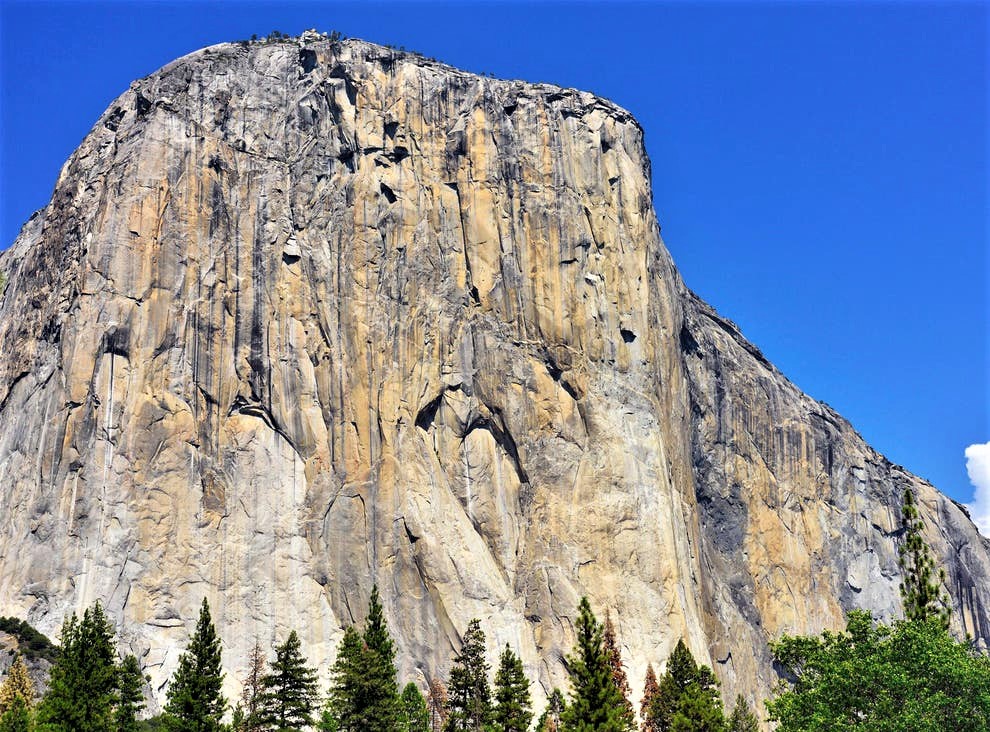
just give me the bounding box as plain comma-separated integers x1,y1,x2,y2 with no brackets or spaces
899,488,951,628
37,603,118,732
559,598,634,732
322,587,403,732
116,654,146,732
492,645,532,732
400,683,429,732
444,619,492,732
323,626,366,732
163,598,226,732
361,587,402,732
646,640,723,732
258,630,319,732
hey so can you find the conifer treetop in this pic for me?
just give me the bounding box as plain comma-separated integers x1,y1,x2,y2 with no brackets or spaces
493,644,533,732
163,597,227,732
560,597,635,732
899,488,951,629
0,655,35,715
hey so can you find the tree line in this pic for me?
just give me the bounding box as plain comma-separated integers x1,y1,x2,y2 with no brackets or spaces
1,488,988,731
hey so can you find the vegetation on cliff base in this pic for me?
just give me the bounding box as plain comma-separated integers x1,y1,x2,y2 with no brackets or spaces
163,598,226,732
443,618,492,732
0,617,58,664
492,645,532,732
768,611,990,731
35,602,119,731
559,597,634,732
765,486,990,730
3,496,990,732
257,630,319,731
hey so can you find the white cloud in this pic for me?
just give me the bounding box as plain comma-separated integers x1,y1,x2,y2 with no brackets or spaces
965,442,990,536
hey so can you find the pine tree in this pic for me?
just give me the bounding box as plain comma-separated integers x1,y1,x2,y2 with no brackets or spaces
444,619,492,732
361,587,402,732
639,665,659,732
0,655,34,715
237,641,267,732
231,705,246,731
163,598,227,732
37,603,118,732
426,677,448,732
492,645,532,732
116,654,146,732
648,640,723,732
559,597,634,732
323,588,403,732
535,689,565,732
602,614,635,729
725,695,758,732
258,630,319,732
323,626,366,732
400,683,429,732
899,488,951,628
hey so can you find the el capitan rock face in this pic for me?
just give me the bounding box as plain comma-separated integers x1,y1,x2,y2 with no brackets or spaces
1,33,988,712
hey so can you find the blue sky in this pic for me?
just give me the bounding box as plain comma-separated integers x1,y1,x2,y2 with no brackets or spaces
1,2,986,508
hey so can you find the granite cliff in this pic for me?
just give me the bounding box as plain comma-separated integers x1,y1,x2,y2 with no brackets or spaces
1,32,987,715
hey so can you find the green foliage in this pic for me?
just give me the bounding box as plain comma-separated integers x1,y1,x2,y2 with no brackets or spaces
767,610,990,731
400,683,429,732
258,630,319,732
559,598,634,732
0,695,33,732
115,655,146,732
230,706,245,732
492,645,532,732
443,619,492,732
535,689,564,732
322,587,402,732
0,618,58,664
725,695,758,732
37,603,118,732
360,587,401,732
163,598,226,732
899,488,951,629
135,715,170,732
323,626,365,732
645,640,723,732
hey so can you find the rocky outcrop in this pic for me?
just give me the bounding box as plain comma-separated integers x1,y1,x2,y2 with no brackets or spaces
1,32,987,716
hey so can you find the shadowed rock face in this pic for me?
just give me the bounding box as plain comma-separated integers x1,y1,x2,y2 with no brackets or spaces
1,34,987,713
